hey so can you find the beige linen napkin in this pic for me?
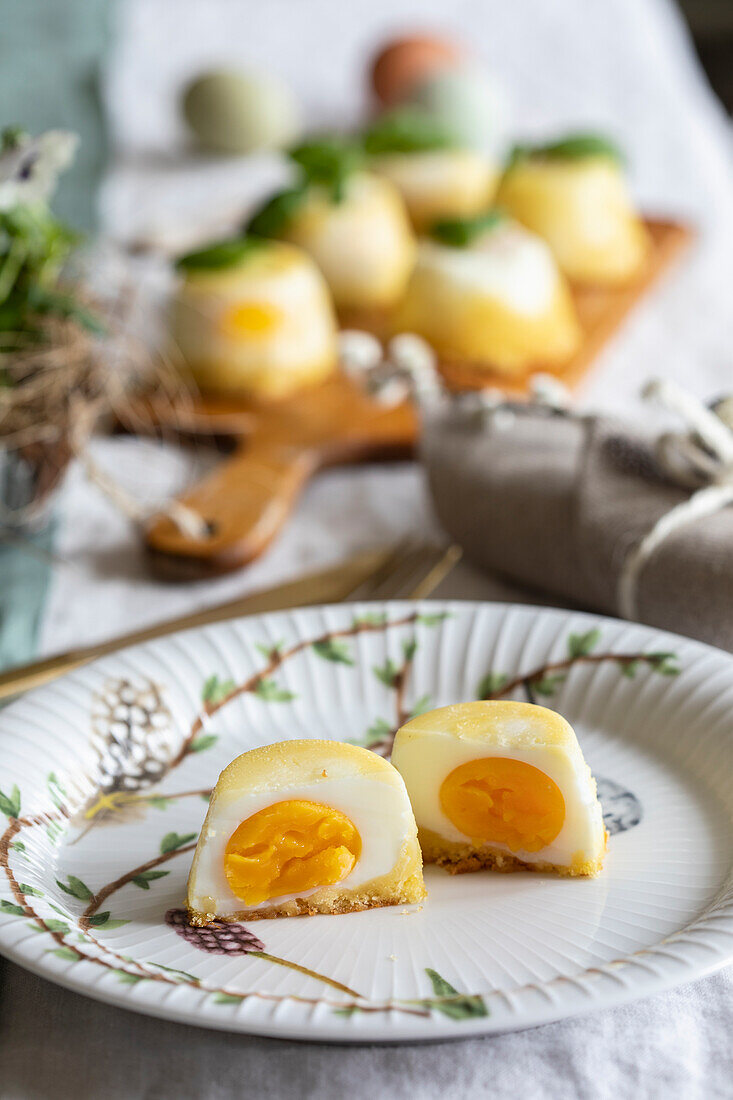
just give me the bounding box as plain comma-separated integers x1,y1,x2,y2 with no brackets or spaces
421,404,733,651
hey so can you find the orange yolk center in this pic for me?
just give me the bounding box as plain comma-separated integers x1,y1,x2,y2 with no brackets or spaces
223,799,361,906
221,301,281,338
440,757,565,853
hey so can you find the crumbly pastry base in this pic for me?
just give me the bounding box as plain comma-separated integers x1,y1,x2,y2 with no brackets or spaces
188,839,426,925
419,827,606,878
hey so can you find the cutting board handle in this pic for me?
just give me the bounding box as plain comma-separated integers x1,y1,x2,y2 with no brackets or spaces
146,438,318,577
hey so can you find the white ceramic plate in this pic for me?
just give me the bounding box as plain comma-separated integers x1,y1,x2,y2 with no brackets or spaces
1,601,732,1042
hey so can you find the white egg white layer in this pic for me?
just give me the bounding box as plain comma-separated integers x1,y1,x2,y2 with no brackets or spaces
188,775,415,916
418,223,561,316
391,730,605,867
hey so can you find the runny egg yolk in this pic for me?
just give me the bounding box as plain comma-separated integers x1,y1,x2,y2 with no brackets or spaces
221,300,281,338
224,800,361,906
439,758,565,853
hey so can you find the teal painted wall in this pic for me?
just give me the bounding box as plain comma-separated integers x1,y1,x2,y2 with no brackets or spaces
0,0,111,230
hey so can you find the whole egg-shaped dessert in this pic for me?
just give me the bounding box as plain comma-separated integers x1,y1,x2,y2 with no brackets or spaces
392,212,581,375
170,237,337,399
363,107,498,231
248,138,416,317
495,134,650,285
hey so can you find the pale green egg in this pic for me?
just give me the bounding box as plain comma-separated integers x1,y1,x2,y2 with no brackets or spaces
182,70,300,154
408,67,506,156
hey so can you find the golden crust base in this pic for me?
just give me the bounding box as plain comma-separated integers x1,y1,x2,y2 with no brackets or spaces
187,837,426,925
419,827,606,879
188,868,426,925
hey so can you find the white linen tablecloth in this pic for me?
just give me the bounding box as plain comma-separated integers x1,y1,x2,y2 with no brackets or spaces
2,0,733,1096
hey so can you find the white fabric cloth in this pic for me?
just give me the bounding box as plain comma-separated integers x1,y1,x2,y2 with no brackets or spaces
4,0,733,1096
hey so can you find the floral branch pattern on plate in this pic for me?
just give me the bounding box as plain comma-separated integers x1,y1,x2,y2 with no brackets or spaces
0,613,677,1025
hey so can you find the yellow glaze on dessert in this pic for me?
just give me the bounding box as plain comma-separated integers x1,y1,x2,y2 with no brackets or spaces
393,222,581,375
170,239,337,399
280,172,416,311
391,701,606,877
496,155,649,286
371,148,498,231
187,740,425,922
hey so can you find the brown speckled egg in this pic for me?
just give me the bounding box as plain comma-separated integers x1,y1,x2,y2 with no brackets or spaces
371,35,463,106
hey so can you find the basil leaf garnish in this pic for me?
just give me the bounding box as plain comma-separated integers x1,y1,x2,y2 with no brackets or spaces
247,187,308,238
175,236,264,273
429,210,505,248
507,133,624,169
288,136,363,202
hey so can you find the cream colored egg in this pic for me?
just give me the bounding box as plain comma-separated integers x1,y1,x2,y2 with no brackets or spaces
496,154,649,285
170,239,337,399
391,701,606,877
280,172,416,312
371,148,498,231
187,739,425,923
392,219,581,375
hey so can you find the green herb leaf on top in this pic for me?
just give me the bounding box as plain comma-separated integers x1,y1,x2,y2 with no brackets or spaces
289,135,363,202
507,133,624,170
247,186,308,238
429,210,505,248
362,107,457,156
175,236,263,274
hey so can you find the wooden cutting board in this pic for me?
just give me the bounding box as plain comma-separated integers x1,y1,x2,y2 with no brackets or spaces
143,374,417,579
143,217,690,577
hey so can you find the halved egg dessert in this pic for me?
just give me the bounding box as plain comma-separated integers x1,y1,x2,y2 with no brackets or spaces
495,134,650,286
392,212,581,376
391,701,606,877
170,236,337,399
248,137,416,321
363,106,498,231
187,739,425,923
